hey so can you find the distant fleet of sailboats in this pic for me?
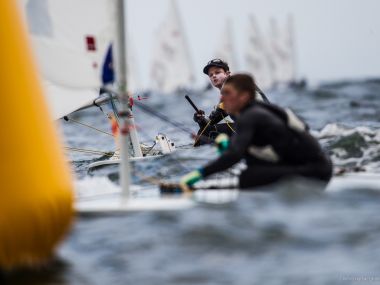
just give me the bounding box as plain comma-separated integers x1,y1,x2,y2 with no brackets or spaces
150,0,195,94
149,1,298,93
22,0,299,97
215,18,239,72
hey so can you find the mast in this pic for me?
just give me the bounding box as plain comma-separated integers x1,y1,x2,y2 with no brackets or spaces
114,0,142,197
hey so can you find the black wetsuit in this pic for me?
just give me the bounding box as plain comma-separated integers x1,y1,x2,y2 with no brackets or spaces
202,101,333,189
194,88,270,146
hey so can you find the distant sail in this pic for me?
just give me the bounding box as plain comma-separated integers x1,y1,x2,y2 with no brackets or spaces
269,16,296,86
215,18,239,72
127,37,143,93
21,0,116,119
150,0,194,93
245,15,273,90
284,15,297,82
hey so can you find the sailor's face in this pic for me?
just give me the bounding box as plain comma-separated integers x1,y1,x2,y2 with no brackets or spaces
221,83,250,115
208,67,230,89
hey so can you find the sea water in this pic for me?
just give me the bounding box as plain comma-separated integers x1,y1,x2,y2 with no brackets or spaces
5,79,380,284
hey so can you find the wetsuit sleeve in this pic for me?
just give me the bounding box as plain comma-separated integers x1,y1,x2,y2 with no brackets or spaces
208,103,229,125
202,113,255,177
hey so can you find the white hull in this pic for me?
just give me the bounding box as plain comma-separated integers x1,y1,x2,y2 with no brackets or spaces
76,183,239,213
75,172,380,214
75,177,239,213
88,155,162,169
76,194,195,213
326,172,380,192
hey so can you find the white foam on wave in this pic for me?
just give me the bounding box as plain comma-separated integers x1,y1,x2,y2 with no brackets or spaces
316,123,378,139
74,177,121,198
315,123,380,171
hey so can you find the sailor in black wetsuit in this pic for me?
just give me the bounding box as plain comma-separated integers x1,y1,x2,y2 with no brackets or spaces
194,59,269,146
182,74,332,189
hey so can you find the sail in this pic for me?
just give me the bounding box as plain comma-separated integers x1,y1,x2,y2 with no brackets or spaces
215,18,239,72
127,38,143,93
20,0,117,119
269,17,296,85
245,15,273,90
150,0,194,93
284,15,297,82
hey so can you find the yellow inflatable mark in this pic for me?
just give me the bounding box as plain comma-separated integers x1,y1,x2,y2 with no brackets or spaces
0,0,73,269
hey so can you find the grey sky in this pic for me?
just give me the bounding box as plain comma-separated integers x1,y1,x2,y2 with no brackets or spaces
127,0,380,87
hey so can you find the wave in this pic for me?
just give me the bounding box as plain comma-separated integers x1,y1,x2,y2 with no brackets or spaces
316,123,380,171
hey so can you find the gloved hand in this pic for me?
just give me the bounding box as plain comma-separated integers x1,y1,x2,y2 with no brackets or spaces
180,169,203,188
193,110,208,127
193,110,205,122
215,133,230,154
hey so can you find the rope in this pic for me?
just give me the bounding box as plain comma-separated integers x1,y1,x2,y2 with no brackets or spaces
97,89,213,144
134,100,195,135
64,147,115,157
221,113,236,133
64,116,114,137
143,141,157,156
134,169,238,194
133,170,192,194
193,120,212,146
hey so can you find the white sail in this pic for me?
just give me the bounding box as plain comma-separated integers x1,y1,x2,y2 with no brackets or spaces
284,15,297,82
21,0,117,119
215,18,239,72
269,16,296,85
127,38,143,93
245,15,273,90
150,0,194,93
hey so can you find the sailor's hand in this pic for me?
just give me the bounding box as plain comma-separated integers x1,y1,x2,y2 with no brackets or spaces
193,110,205,123
208,107,225,125
215,134,230,154
180,169,203,189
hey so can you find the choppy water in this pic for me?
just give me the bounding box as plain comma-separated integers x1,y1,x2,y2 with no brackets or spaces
5,79,380,284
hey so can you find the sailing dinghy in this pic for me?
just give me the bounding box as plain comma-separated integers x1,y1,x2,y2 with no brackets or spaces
20,0,239,212
21,0,178,169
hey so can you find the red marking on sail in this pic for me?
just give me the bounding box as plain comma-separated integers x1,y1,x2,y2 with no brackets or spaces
86,36,96,51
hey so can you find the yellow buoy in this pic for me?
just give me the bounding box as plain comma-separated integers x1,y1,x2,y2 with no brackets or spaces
0,0,73,269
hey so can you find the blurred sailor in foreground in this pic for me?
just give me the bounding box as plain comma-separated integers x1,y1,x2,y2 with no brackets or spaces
183,74,332,189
